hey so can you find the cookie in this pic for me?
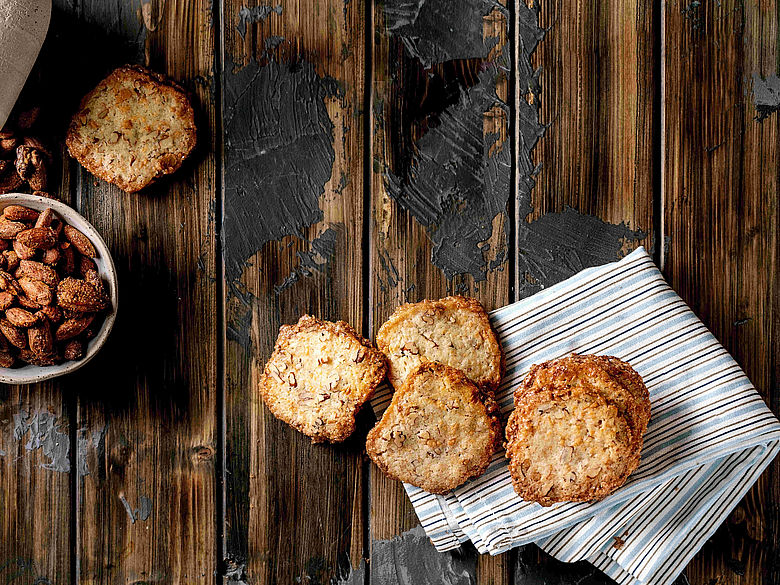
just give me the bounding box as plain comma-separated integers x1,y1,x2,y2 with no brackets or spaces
259,315,387,443
519,354,649,444
66,65,197,193
505,385,636,506
366,362,502,494
376,296,503,391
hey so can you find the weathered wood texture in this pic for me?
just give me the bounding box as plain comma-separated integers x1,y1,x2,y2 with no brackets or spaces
221,0,368,582
663,1,779,583
67,0,218,583
369,1,511,583
518,0,655,298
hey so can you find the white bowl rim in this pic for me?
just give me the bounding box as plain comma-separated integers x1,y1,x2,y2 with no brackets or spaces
0,192,118,384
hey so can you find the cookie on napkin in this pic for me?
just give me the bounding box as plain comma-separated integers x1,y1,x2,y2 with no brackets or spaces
376,295,503,390
506,384,636,506
506,354,650,506
366,362,502,494
259,315,387,443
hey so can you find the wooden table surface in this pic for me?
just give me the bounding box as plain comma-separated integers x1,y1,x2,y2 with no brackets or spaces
1,1,778,584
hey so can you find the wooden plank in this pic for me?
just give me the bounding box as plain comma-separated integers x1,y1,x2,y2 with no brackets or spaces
71,1,218,583
221,0,368,582
369,0,511,581
512,0,656,579
0,1,82,581
518,0,655,299
663,1,779,583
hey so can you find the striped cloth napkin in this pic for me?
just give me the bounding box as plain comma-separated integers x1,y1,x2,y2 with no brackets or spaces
370,247,780,585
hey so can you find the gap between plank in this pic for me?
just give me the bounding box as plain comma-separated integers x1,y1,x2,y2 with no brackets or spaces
215,0,227,579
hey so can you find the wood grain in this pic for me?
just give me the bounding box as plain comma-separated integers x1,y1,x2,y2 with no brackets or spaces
663,1,779,583
519,0,656,294
221,0,368,582
70,0,218,583
0,1,86,580
512,0,656,578
369,0,511,581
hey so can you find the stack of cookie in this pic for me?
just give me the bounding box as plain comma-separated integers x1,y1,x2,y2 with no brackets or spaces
505,355,651,506
366,297,504,494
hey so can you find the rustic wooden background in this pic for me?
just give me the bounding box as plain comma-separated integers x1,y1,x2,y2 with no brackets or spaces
0,0,777,584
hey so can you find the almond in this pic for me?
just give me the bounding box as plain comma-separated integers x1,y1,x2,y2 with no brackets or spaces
0,217,26,239
13,239,36,260
0,319,26,348
0,271,22,295
3,205,39,222
37,305,62,323
5,307,40,328
0,351,15,367
34,207,54,228
42,247,60,265
57,278,108,312
3,250,19,272
64,226,96,258
18,349,57,366
0,291,13,310
17,227,57,250
28,321,53,355
18,277,52,306
63,339,84,361
55,314,94,341
17,260,58,287
16,295,41,310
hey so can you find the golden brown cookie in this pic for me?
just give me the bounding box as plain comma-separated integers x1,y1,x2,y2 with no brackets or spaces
505,385,637,506
519,354,649,446
376,296,503,391
259,315,387,443
66,65,197,193
366,362,502,494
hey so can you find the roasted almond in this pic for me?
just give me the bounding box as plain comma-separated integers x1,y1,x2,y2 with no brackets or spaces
13,239,36,260
17,259,58,287
18,349,57,366
18,277,52,306
3,250,19,272
5,307,40,328
37,305,62,323
55,313,94,341
63,339,84,361
0,351,15,367
0,318,26,348
57,278,108,312
17,227,58,250
28,321,53,355
3,205,39,222
64,225,96,258
0,217,26,239
0,291,13,310
34,207,54,228
0,271,22,295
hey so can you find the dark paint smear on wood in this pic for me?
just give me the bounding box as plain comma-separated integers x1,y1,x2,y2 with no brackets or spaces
236,4,282,39
517,207,645,298
384,0,505,69
370,525,476,585
222,56,341,284
385,61,511,281
751,73,780,120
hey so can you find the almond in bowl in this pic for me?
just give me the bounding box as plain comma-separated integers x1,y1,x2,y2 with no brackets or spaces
0,193,117,383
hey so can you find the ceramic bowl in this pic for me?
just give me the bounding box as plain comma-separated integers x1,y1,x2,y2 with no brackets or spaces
0,193,118,384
